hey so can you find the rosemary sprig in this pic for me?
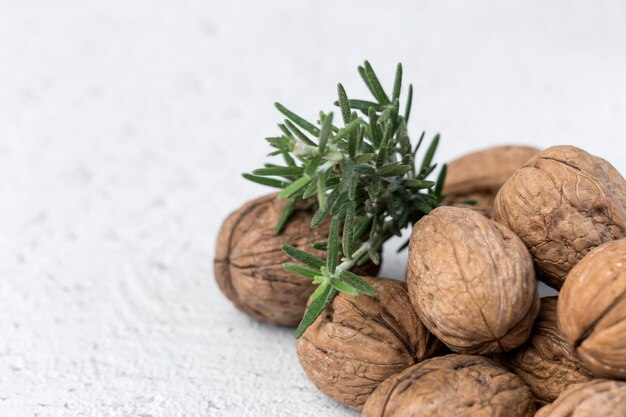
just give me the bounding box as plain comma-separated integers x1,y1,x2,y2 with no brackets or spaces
243,61,446,338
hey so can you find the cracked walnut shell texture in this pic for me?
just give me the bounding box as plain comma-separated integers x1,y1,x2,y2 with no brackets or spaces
493,145,626,289
296,277,445,411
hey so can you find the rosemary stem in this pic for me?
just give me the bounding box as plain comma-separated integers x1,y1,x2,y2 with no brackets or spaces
336,242,371,273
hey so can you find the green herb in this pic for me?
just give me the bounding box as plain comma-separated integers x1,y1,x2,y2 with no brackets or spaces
243,61,446,338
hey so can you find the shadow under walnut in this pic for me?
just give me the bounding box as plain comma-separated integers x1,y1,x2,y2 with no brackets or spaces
500,297,593,405
443,145,539,217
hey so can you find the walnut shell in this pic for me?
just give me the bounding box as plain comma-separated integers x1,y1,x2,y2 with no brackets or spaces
444,145,540,217
214,193,378,326
493,145,626,289
407,206,539,355
557,238,626,379
502,297,593,403
362,354,535,417
296,277,444,410
535,379,626,417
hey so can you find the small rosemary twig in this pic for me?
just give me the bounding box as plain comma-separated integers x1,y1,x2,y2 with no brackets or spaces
244,61,446,338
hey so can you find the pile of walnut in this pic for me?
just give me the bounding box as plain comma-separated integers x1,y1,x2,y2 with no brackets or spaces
215,145,626,416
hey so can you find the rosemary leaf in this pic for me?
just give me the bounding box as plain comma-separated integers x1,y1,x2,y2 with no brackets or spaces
294,284,336,338
332,118,361,143
284,119,316,146
310,188,339,228
326,217,341,271
275,102,320,137
420,134,440,174
338,270,376,296
378,162,412,177
253,166,303,176
275,198,296,234
392,63,402,102
241,174,288,189
302,177,319,199
282,245,325,269
435,163,447,196
347,113,358,159
337,84,351,125
335,99,382,112
278,175,311,198
363,61,390,105
318,112,333,153
404,84,413,122
284,263,320,280
342,201,355,258
354,153,376,163
330,278,359,296
404,179,436,189
283,152,296,167
310,241,328,251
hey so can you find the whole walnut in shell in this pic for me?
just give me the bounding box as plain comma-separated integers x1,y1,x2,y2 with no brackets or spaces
407,206,539,355
502,297,593,404
214,193,378,326
444,145,539,217
557,238,626,380
296,277,444,410
362,354,535,417
535,379,626,417
493,145,626,289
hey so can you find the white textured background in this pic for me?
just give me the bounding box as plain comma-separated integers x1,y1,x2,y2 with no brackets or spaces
1,1,625,416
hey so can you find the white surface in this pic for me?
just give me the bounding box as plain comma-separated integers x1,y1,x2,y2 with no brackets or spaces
1,1,625,416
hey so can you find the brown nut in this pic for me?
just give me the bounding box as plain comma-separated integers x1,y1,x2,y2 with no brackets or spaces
444,145,540,217
557,239,626,379
407,206,539,355
296,277,444,410
214,193,378,326
493,145,626,289
535,379,626,417
502,297,593,404
362,354,535,417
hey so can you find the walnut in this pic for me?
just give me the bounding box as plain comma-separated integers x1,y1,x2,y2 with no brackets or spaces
214,193,378,326
557,238,626,380
535,379,626,417
362,354,535,417
296,277,444,410
444,145,539,217
407,206,539,355
501,297,593,404
493,145,626,289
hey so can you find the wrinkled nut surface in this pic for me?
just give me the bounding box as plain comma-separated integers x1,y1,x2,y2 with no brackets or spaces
444,145,539,217
535,379,626,417
407,206,539,355
214,193,377,326
502,297,593,403
362,354,535,417
557,239,626,379
493,145,626,289
296,277,444,410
